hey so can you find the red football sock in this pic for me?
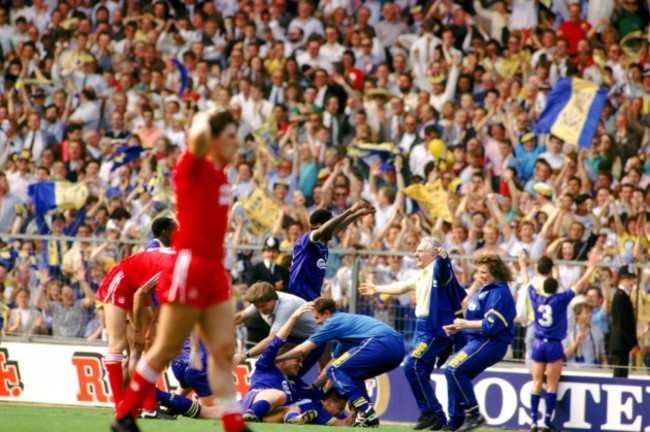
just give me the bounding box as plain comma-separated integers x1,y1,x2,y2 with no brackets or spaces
116,359,160,420
104,353,125,410
221,401,246,432
142,386,158,411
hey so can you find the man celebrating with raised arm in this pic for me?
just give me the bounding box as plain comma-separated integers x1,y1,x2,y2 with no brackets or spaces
360,238,467,431
289,201,376,301
112,110,249,432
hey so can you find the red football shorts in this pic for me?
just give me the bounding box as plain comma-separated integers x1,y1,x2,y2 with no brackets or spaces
96,266,133,310
157,249,231,308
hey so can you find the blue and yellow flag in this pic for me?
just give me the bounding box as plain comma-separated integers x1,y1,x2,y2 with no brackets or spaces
253,120,280,165
111,145,144,171
28,181,89,215
535,78,607,149
349,142,402,160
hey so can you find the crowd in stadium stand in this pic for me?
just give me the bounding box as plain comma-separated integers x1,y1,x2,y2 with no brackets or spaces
0,0,648,374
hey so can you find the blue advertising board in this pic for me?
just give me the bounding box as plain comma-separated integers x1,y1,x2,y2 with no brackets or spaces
367,366,650,431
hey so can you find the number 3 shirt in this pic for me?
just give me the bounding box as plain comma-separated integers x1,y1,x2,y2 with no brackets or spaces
528,285,575,341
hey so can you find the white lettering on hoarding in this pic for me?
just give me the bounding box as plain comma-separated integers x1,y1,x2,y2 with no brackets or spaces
601,385,642,431
474,378,517,424
646,387,650,432
559,382,600,429
518,380,534,426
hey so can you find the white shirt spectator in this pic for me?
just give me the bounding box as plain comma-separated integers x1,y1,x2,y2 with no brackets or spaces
539,151,564,170
296,51,333,73
374,203,395,235
10,31,29,51
8,171,35,205
241,100,273,130
0,22,15,54
318,0,353,16
289,17,324,43
215,0,239,18
503,235,546,261
319,42,345,64
408,143,435,178
510,0,538,30
69,101,101,132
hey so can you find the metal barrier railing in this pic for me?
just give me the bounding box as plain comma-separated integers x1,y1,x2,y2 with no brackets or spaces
2,233,648,373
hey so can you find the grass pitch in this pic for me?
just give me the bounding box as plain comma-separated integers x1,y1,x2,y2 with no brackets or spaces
0,403,507,431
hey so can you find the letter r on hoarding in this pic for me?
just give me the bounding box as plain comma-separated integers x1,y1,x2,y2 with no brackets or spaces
0,348,23,397
71,352,111,403
233,364,251,399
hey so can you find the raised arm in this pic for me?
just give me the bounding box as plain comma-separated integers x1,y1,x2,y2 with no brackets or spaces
187,111,210,157
570,249,599,295
486,193,512,242
274,337,319,362
519,250,530,287
540,207,562,240
311,201,375,243
34,269,52,312
433,247,455,286
394,156,405,211
76,268,95,309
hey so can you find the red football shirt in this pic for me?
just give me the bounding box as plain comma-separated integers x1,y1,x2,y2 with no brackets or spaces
171,151,230,261
120,249,178,294
559,20,591,56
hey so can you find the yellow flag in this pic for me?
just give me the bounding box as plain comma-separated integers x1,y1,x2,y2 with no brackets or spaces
252,120,280,165
404,180,453,223
54,182,89,211
240,188,280,236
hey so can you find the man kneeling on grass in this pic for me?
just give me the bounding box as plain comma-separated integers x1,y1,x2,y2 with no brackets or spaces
241,303,322,424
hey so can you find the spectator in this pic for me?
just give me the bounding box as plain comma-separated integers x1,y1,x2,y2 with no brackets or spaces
0,172,26,233
6,288,44,335
35,268,95,338
0,0,644,380
563,301,608,367
609,265,639,377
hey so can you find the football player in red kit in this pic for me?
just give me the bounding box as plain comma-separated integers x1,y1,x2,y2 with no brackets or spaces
112,110,250,432
97,248,177,413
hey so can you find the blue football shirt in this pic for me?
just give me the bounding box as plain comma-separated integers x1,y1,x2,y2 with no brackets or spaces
529,286,575,341
288,231,329,301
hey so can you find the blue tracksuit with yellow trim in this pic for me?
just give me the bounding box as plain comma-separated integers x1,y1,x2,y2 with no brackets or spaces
444,281,515,420
308,313,405,407
405,255,466,424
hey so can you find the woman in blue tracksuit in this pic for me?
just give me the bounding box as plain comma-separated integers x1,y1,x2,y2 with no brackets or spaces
443,255,516,432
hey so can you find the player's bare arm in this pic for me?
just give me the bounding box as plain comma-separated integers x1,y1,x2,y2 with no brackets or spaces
233,304,312,366
187,111,211,157
274,340,318,362
333,201,376,236
131,288,150,350
311,201,375,243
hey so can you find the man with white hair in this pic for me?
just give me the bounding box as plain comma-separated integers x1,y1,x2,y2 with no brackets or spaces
360,237,467,431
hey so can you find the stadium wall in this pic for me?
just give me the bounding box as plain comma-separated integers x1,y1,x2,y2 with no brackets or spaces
1,340,649,431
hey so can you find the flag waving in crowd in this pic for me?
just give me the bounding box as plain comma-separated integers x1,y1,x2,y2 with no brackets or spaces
535,78,608,149
28,181,88,215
